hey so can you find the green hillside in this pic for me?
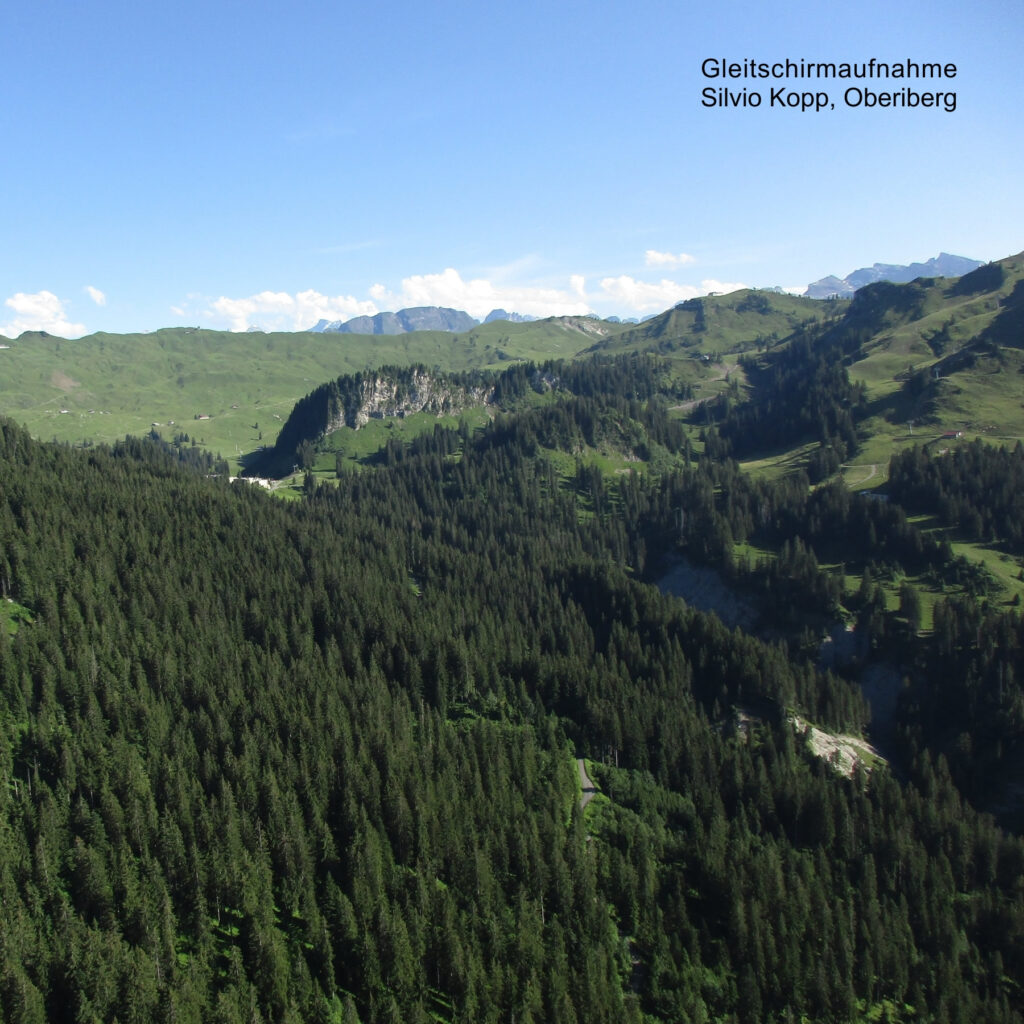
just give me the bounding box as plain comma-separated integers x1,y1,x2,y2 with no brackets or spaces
836,253,1024,483
576,263,1024,473
4,259,1024,1019
0,318,622,470
7,258,1019,483
587,288,847,357
633,255,1024,485
0,291,842,473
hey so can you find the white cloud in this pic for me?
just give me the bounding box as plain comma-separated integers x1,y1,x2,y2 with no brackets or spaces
207,289,379,332
198,265,750,332
598,276,698,311
699,279,749,296
596,276,746,312
645,250,696,268
85,285,106,306
372,267,591,320
0,291,86,338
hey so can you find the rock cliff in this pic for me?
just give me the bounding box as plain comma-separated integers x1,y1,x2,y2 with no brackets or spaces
327,368,494,430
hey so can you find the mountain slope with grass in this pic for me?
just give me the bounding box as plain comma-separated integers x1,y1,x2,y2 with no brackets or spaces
584,288,847,358
674,253,1024,484
4,254,1018,482
0,317,625,471
813,253,1024,487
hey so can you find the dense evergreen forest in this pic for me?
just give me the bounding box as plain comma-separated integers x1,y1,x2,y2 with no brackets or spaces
3,357,1024,1023
704,330,865,471
888,441,1024,553
255,354,688,477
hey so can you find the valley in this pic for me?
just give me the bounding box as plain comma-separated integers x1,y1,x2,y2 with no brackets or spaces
1,253,1024,1022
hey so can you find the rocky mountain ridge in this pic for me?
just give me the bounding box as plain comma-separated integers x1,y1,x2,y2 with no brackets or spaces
805,252,983,299
311,306,537,334
312,306,478,335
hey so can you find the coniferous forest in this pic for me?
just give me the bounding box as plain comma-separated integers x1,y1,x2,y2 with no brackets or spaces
2,341,1024,1024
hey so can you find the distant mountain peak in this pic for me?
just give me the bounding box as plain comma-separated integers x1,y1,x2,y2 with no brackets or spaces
310,306,541,334
805,253,984,299
311,306,479,335
483,309,537,324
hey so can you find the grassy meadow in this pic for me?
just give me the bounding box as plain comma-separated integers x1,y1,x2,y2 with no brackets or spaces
0,319,607,471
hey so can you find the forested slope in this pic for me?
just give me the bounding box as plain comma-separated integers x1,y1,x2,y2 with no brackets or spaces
1,417,1024,1022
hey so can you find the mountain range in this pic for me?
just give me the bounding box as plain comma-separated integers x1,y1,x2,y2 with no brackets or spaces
804,252,983,298
307,254,985,335
311,305,538,335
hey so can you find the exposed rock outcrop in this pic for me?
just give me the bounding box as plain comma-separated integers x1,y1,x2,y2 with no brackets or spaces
326,368,494,431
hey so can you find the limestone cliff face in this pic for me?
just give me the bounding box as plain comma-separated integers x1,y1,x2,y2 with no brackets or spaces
326,369,494,431
262,365,498,476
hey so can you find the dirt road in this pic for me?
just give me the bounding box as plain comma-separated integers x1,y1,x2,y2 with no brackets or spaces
578,759,598,808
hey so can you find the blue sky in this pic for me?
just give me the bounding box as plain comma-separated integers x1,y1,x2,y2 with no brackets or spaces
2,0,1021,336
